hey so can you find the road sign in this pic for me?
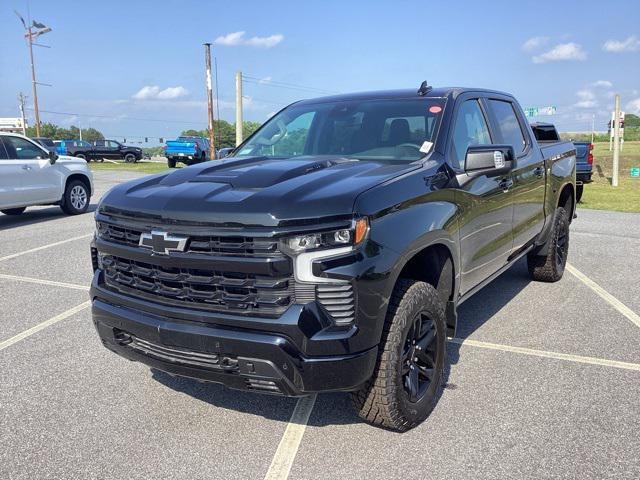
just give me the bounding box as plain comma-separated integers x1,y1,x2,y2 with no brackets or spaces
524,106,556,118
631,167,640,178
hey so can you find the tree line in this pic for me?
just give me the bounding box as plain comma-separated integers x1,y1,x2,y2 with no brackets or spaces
181,120,262,148
25,123,105,142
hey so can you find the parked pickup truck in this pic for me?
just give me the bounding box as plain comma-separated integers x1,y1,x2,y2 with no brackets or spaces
67,139,143,163
165,136,210,168
0,133,93,216
90,85,576,431
531,123,590,202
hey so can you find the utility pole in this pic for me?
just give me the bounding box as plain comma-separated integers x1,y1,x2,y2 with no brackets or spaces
18,93,28,135
236,71,243,146
27,27,41,137
15,11,52,138
203,43,216,159
612,94,621,188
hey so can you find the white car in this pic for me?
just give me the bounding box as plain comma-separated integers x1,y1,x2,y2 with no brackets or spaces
0,132,93,216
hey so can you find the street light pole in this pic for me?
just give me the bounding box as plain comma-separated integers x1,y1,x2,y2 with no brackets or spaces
18,93,28,135
15,11,51,138
27,26,42,137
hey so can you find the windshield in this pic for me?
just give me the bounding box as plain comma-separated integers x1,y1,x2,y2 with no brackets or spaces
234,97,445,162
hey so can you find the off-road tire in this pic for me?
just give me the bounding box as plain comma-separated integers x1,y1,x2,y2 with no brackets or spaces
527,207,569,282
60,180,90,215
1,207,27,215
576,185,583,203
351,280,447,432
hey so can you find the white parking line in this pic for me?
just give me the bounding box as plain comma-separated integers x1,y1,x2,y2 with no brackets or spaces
264,394,317,480
0,301,91,352
566,262,640,330
449,338,640,372
0,273,89,291
0,233,93,262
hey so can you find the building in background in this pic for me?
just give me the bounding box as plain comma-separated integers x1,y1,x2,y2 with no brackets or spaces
0,117,27,133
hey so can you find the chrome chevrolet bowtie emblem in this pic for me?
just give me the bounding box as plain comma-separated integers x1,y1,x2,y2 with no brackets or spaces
139,230,188,255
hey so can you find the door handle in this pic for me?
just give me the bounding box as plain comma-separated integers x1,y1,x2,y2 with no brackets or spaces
534,166,544,178
21,164,32,170
499,178,513,192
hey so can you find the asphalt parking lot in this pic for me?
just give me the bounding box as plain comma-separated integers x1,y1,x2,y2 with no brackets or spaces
1,170,639,480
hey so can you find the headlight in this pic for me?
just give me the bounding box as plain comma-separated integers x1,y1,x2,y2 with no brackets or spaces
280,218,369,254
282,218,369,284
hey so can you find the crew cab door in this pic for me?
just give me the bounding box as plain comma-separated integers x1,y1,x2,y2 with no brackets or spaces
0,137,26,208
2,135,60,205
451,97,515,294
486,98,546,252
105,140,123,159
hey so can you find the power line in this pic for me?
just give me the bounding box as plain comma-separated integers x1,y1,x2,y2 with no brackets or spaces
242,74,338,95
26,108,205,125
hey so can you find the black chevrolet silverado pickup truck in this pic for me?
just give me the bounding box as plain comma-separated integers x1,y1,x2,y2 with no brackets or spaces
90,85,576,431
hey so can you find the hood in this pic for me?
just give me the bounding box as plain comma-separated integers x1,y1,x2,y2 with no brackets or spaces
100,156,418,227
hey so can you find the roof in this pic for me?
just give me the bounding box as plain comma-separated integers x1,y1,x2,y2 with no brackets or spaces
294,86,514,105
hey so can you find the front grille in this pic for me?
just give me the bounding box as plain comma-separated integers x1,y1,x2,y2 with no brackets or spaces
97,221,280,257
317,283,355,325
102,254,293,316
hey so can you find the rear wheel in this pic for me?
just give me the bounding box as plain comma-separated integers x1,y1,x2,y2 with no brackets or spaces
75,153,88,162
1,207,26,215
576,185,584,203
527,207,569,282
351,280,447,431
60,180,90,215
168,158,177,168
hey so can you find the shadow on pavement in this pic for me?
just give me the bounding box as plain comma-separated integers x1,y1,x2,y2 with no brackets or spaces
152,258,532,429
0,204,97,231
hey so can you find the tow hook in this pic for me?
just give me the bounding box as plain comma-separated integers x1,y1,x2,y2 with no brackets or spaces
220,357,239,371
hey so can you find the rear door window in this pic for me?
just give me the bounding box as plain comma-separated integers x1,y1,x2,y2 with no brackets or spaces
488,100,527,154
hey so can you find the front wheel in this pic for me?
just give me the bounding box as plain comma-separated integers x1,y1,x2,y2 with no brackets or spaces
527,207,569,282
351,280,447,432
75,153,88,162
60,180,90,215
1,207,27,215
124,153,136,163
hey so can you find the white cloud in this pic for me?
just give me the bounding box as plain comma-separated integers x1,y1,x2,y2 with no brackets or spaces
157,86,189,100
214,31,283,48
522,36,549,51
132,85,189,100
574,89,597,109
627,98,640,114
532,42,587,63
603,35,640,52
591,80,613,88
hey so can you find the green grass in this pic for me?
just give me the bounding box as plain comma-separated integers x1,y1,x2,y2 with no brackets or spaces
579,142,640,213
88,160,178,174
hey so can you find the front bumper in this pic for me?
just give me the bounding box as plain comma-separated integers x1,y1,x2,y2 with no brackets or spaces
91,274,378,396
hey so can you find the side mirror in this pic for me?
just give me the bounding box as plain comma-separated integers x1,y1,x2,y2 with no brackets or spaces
464,145,514,177
48,150,58,165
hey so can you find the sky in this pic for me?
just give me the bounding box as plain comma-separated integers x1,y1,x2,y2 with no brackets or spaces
1,0,639,145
